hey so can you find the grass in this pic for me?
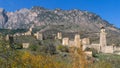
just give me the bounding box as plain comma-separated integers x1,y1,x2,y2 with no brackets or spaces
94,53,120,68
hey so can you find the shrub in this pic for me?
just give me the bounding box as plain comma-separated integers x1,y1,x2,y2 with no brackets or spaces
56,45,69,52
38,44,56,55
85,47,98,57
29,45,38,51
89,60,112,68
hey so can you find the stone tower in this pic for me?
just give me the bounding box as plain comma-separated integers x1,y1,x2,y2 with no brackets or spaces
74,34,81,48
5,35,9,41
57,32,62,39
100,27,107,47
62,37,69,46
34,32,43,40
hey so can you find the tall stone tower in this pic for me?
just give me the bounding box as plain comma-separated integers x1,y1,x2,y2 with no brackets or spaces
100,27,107,47
74,34,81,48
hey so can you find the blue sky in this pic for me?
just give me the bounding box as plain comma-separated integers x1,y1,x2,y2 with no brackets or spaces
0,0,120,28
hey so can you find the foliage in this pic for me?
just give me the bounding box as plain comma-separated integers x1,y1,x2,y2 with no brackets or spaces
0,34,119,68
96,54,120,68
89,60,112,68
85,47,98,57
38,45,56,55
0,50,71,68
70,48,88,68
56,45,69,52
29,45,38,51
14,35,39,46
12,43,22,49
0,29,27,35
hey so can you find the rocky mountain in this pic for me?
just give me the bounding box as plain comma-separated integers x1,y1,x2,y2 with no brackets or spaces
0,6,120,45
0,8,8,28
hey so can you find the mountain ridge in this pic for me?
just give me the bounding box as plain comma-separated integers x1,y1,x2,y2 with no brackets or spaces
0,6,120,45
0,6,118,29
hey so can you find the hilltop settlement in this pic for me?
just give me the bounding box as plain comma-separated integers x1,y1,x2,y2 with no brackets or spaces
4,25,120,56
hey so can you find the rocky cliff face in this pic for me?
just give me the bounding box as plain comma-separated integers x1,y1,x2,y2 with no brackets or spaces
0,6,116,30
4,8,32,29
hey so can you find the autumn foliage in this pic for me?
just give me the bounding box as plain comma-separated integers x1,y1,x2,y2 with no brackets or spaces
0,50,71,68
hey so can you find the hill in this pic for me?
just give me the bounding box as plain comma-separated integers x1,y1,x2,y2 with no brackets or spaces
0,6,120,45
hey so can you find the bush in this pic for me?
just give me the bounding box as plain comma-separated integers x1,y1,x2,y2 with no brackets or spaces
0,50,71,68
29,45,38,51
56,45,69,52
38,44,56,55
85,47,98,57
89,60,112,68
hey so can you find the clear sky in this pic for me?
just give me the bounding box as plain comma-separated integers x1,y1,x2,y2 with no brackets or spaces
0,0,120,28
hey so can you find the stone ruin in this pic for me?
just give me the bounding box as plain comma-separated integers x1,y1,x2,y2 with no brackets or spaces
5,26,120,54
74,34,82,48
34,32,43,40
62,34,82,48
61,27,120,54
82,38,90,45
82,27,115,54
22,43,30,48
62,37,69,46
57,32,62,39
